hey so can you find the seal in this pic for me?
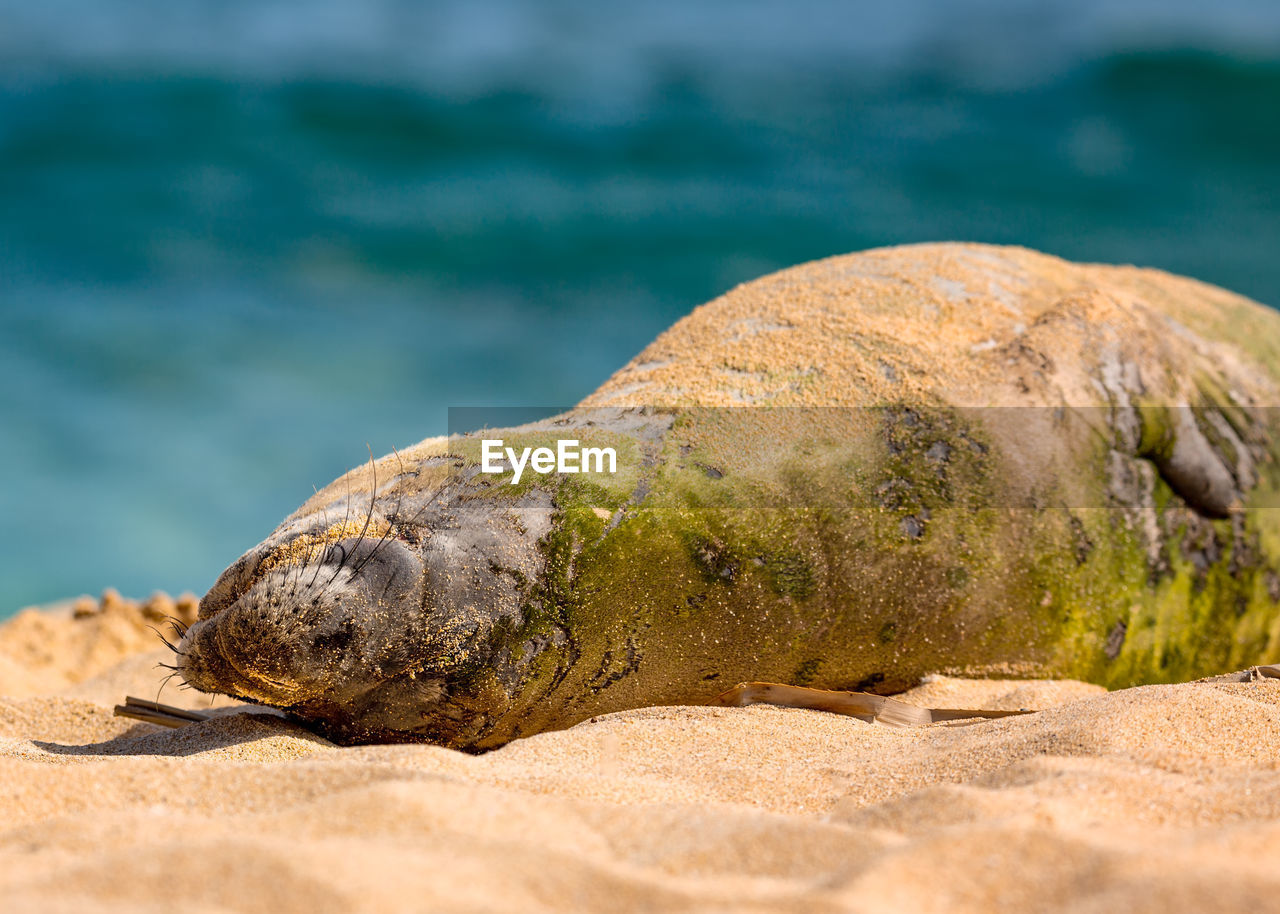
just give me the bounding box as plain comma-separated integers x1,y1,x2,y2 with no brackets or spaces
176,243,1280,748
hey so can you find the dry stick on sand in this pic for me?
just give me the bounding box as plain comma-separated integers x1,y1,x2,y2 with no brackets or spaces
113,665,1280,733
113,696,211,729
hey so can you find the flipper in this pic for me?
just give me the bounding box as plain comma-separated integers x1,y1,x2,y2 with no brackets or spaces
715,667,1280,726
1194,664,1280,684
712,682,1036,728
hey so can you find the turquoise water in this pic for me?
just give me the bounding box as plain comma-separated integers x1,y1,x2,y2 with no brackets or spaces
2,1,1279,615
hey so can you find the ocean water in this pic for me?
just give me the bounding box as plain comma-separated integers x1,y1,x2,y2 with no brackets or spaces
1,1,1279,615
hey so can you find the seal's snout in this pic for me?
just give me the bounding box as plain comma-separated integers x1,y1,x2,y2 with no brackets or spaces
178,515,429,709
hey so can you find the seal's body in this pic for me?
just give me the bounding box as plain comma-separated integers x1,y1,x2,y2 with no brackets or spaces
178,244,1280,748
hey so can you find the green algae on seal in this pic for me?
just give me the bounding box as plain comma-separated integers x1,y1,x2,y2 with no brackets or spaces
177,243,1280,748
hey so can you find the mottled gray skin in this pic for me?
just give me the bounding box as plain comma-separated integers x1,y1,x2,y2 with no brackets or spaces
177,244,1280,749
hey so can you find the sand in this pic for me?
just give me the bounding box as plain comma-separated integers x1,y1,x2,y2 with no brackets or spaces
2,594,1279,913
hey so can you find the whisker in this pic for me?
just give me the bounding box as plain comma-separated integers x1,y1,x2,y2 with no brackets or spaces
355,444,409,573
324,446,378,589
350,444,379,555
311,468,359,598
147,625,182,654
306,485,335,590
155,671,180,704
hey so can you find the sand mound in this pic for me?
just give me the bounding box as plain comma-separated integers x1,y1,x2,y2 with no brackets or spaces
0,591,198,697
1,604,1278,912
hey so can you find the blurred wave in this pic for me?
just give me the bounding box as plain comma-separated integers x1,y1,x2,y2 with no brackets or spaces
1,1,1278,613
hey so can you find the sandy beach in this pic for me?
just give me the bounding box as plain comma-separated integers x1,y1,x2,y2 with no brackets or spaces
5,1,1280,910
0,593,1276,913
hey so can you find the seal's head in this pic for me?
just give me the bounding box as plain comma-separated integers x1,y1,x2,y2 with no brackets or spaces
176,456,554,747
179,515,425,705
